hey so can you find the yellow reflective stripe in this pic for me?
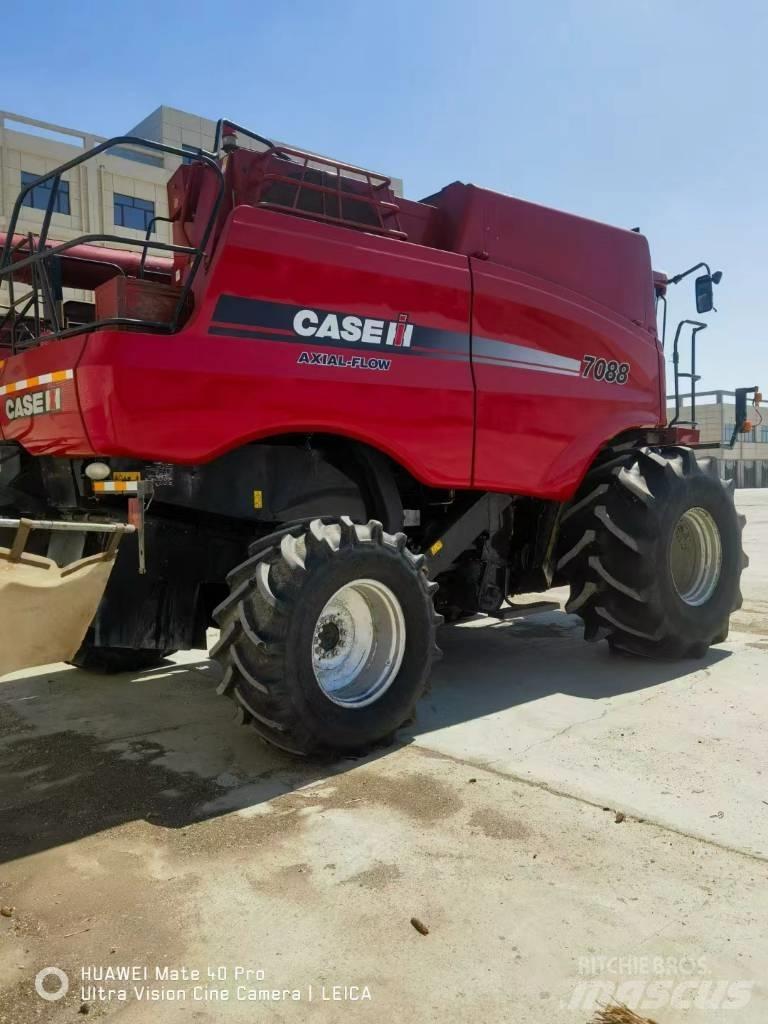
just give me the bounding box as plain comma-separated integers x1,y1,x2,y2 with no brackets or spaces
0,368,74,396
92,481,138,493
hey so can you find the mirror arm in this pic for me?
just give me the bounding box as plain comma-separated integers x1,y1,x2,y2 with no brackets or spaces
667,262,711,286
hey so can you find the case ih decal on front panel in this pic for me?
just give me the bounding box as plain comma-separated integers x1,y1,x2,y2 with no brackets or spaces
209,296,463,361
294,308,414,348
208,294,584,377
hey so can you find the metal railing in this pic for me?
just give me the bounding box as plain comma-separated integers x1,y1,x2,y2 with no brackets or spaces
0,517,134,564
0,232,47,349
213,118,276,153
0,120,405,353
0,136,225,351
213,118,405,239
669,319,707,428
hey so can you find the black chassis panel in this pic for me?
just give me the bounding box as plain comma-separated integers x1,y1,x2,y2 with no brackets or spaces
86,516,246,652
5,440,403,530
102,444,370,525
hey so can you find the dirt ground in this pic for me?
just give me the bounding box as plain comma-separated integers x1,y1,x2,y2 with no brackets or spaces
1,491,766,1023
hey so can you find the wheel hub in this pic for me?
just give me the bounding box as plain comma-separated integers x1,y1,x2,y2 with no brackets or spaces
317,620,342,653
311,579,406,708
669,506,723,606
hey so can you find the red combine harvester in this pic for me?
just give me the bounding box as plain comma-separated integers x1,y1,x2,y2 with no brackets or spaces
0,121,759,753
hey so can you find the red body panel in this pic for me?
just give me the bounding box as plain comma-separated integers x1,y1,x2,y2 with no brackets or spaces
0,176,667,500
8,209,476,487
471,260,661,498
0,337,87,453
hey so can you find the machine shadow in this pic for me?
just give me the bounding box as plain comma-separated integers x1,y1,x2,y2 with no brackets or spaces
0,609,731,864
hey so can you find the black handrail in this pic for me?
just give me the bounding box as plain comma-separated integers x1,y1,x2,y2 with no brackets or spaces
0,136,225,346
138,215,178,278
4,233,198,278
213,118,276,154
669,319,707,428
0,233,43,350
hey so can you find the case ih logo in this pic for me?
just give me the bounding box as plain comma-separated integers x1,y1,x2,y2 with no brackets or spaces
5,387,62,421
0,370,74,421
293,309,413,348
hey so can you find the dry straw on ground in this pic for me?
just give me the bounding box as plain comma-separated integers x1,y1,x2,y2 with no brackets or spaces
591,1005,659,1024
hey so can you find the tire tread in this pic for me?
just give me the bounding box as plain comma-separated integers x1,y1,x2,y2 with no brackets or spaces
212,518,437,754
558,446,746,658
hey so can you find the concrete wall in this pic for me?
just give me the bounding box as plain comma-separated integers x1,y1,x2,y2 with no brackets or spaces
0,111,174,246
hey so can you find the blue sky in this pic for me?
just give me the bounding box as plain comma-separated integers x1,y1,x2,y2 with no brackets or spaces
3,0,765,393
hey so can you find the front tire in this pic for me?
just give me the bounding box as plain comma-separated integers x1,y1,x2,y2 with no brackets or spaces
212,518,441,755
557,446,747,657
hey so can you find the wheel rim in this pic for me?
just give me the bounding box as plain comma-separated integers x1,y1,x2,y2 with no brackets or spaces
669,507,722,606
311,579,406,707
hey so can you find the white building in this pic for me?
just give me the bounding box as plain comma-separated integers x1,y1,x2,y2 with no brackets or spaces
667,391,768,487
0,107,189,257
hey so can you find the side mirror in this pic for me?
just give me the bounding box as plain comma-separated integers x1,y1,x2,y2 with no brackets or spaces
695,274,714,314
696,270,724,313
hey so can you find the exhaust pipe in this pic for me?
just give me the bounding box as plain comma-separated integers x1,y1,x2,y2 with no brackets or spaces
0,232,173,290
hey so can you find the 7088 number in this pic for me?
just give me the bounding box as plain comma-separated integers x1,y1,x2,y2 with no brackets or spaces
581,355,630,385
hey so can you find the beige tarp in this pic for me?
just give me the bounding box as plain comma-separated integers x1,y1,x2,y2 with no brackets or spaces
0,548,116,677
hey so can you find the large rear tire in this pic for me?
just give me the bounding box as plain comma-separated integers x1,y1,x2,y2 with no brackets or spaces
557,446,747,657
212,518,441,755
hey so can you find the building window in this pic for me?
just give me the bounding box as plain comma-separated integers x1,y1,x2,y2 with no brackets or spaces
113,193,155,232
722,422,735,443
760,426,768,443
182,144,200,165
21,171,70,215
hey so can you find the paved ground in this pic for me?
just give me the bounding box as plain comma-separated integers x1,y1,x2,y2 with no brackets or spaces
1,491,766,1023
